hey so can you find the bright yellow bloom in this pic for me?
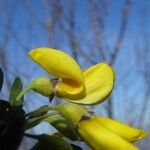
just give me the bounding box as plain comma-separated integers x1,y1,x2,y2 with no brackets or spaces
94,116,147,142
69,63,115,104
29,48,115,105
78,116,147,150
29,47,85,100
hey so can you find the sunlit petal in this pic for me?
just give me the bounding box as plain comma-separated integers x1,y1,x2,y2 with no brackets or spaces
94,116,147,142
29,48,85,99
69,63,115,104
78,118,139,150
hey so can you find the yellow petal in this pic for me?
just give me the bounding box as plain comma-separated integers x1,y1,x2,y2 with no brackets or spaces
94,116,147,142
68,63,115,104
29,48,85,99
78,118,139,150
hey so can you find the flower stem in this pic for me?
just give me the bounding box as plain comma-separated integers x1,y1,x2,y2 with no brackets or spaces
26,105,56,119
16,85,33,101
24,133,39,139
26,114,61,130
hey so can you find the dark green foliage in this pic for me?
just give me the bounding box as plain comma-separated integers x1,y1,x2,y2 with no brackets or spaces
29,133,84,150
31,142,83,150
71,144,83,150
30,142,49,150
0,100,26,150
29,134,74,150
9,77,23,106
0,68,3,92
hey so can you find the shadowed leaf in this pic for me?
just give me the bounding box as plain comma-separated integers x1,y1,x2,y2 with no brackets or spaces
71,144,83,150
0,68,4,92
30,142,47,150
28,134,73,150
30,142,83,150
9,77,23,106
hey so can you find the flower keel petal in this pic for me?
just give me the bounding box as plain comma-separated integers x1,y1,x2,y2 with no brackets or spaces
78,118,139,150
94,116,147,142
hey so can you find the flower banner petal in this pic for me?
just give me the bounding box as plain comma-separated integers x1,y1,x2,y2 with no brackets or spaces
29,48,85,99
69,63,115,104
78,118,139,150
94,116,147,142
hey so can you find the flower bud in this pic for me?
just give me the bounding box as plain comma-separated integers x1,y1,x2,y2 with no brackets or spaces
78,117,140,150
54,103,89,125
50,119,78,140
31,77,53,96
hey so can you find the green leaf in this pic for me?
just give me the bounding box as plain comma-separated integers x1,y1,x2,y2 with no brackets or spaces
38,134,74,150
0,68,4,92
9,77,23,106
30,142,47,150
71,144,83,150
28,134,74,150
30,142,83,150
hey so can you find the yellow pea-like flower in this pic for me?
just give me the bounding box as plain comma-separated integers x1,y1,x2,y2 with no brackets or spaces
69,63,115,104
29,48,85,100
78,116,147,150
29,48,115,105
94,116,147,142
46,103,147,150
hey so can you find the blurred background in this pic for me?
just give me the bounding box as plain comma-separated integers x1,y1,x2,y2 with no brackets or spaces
0,0,149,149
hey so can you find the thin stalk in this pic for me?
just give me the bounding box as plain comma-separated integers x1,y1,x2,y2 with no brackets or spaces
16,85,33,101
24,133,39,139
26,105,57,119
26,112,60,130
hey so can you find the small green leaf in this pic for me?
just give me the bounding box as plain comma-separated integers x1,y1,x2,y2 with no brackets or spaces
71,144,83,150
26,133,74,150
30,143,83,150
36,134,74,150
28,134,82,150
0,68,4,92
30,142,47,150
9,77,23,106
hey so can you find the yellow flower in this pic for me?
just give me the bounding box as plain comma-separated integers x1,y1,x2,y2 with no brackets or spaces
78,116,147,150
29,47,85,100
71,63,115,104
29,47,115,105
